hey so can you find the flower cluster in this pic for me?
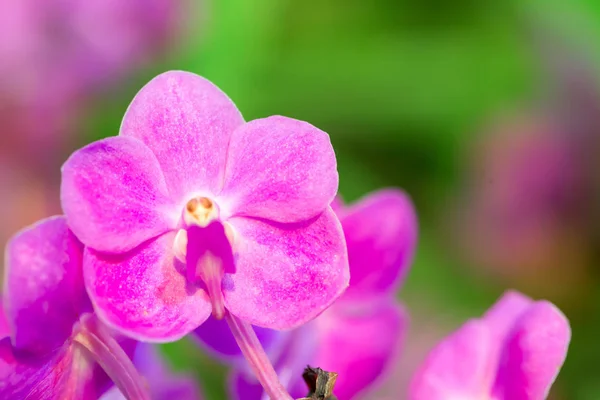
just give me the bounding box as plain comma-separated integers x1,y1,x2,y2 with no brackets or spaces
1,71,571,399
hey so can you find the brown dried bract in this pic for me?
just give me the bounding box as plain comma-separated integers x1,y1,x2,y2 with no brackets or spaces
298,366,338,400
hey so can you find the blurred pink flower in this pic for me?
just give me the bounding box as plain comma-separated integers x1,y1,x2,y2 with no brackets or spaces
0,0,182,159
410,291,570,400
456,116,592,300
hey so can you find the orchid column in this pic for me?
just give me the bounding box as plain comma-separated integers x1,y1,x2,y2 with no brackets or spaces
60,71,350,399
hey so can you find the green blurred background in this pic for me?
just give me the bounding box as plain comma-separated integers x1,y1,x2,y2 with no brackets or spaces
5,0,600,398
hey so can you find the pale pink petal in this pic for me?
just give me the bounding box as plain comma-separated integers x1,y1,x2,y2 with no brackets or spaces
220,116,338,223
120,71,244,200
314,302,407,399
483,290,534,344
224,208,349,329
84,232,211,342
3,216,87,355
61,136,176,253
330,196,345,216
409,320,495,400
339,189,417,299
494,301,570,400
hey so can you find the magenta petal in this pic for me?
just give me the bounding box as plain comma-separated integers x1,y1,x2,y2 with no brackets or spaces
221,116,338,223
409,320,495,400
61,136,176,253
0,300,11,338
339,189,417,298
3,216,86,355
0,339,99,400
494,301,570,400
224,208,349,329
186,222,235,281
84,233,211,341
120,71,244,199
230,370,266,400
314,303,407,400
192,316,284,366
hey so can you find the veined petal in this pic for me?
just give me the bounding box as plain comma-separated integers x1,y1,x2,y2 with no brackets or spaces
120,71,244,199
84,233,211,342
220,116,338,223
61,136,176,253
224,208,349,329
409,320,496,400
494,301,570,400
339,189,417,299
0,339,101,400
313,302,407,400
3,216,87,355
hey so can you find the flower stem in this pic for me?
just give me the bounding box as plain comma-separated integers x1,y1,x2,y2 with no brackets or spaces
73,314,150,400
225,311,293,400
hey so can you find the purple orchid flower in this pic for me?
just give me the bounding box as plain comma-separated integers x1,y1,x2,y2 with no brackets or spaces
1,216,149,399
101,344,203,400
61,70,348,339
409,291,571,400
61,70,349,399
194,189,417,399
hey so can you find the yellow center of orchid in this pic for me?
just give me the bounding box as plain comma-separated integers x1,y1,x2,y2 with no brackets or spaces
184,196,219,227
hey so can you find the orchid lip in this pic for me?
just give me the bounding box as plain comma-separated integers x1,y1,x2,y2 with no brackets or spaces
185,222,236,320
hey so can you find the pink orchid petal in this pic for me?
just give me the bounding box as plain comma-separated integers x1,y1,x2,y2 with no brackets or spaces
3,216,87,355
483,290,534,349
61,136,176,253
330,196,346,217
314,302,407,400
339,189,417,298
494,301,570,400
0,300,11,338
0,339,100,400
221,116,338,223
84,232,211,342
120,71,244,200
409,320,496,400
224,208,349,329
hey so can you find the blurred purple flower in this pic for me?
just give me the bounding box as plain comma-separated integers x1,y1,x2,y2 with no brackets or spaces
1,216,107,399
101,344,203,400
457,117,591,297
0,0,181,159
1,216,147,399
60,70,349,341
195,189,417,399
409,291,571,400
